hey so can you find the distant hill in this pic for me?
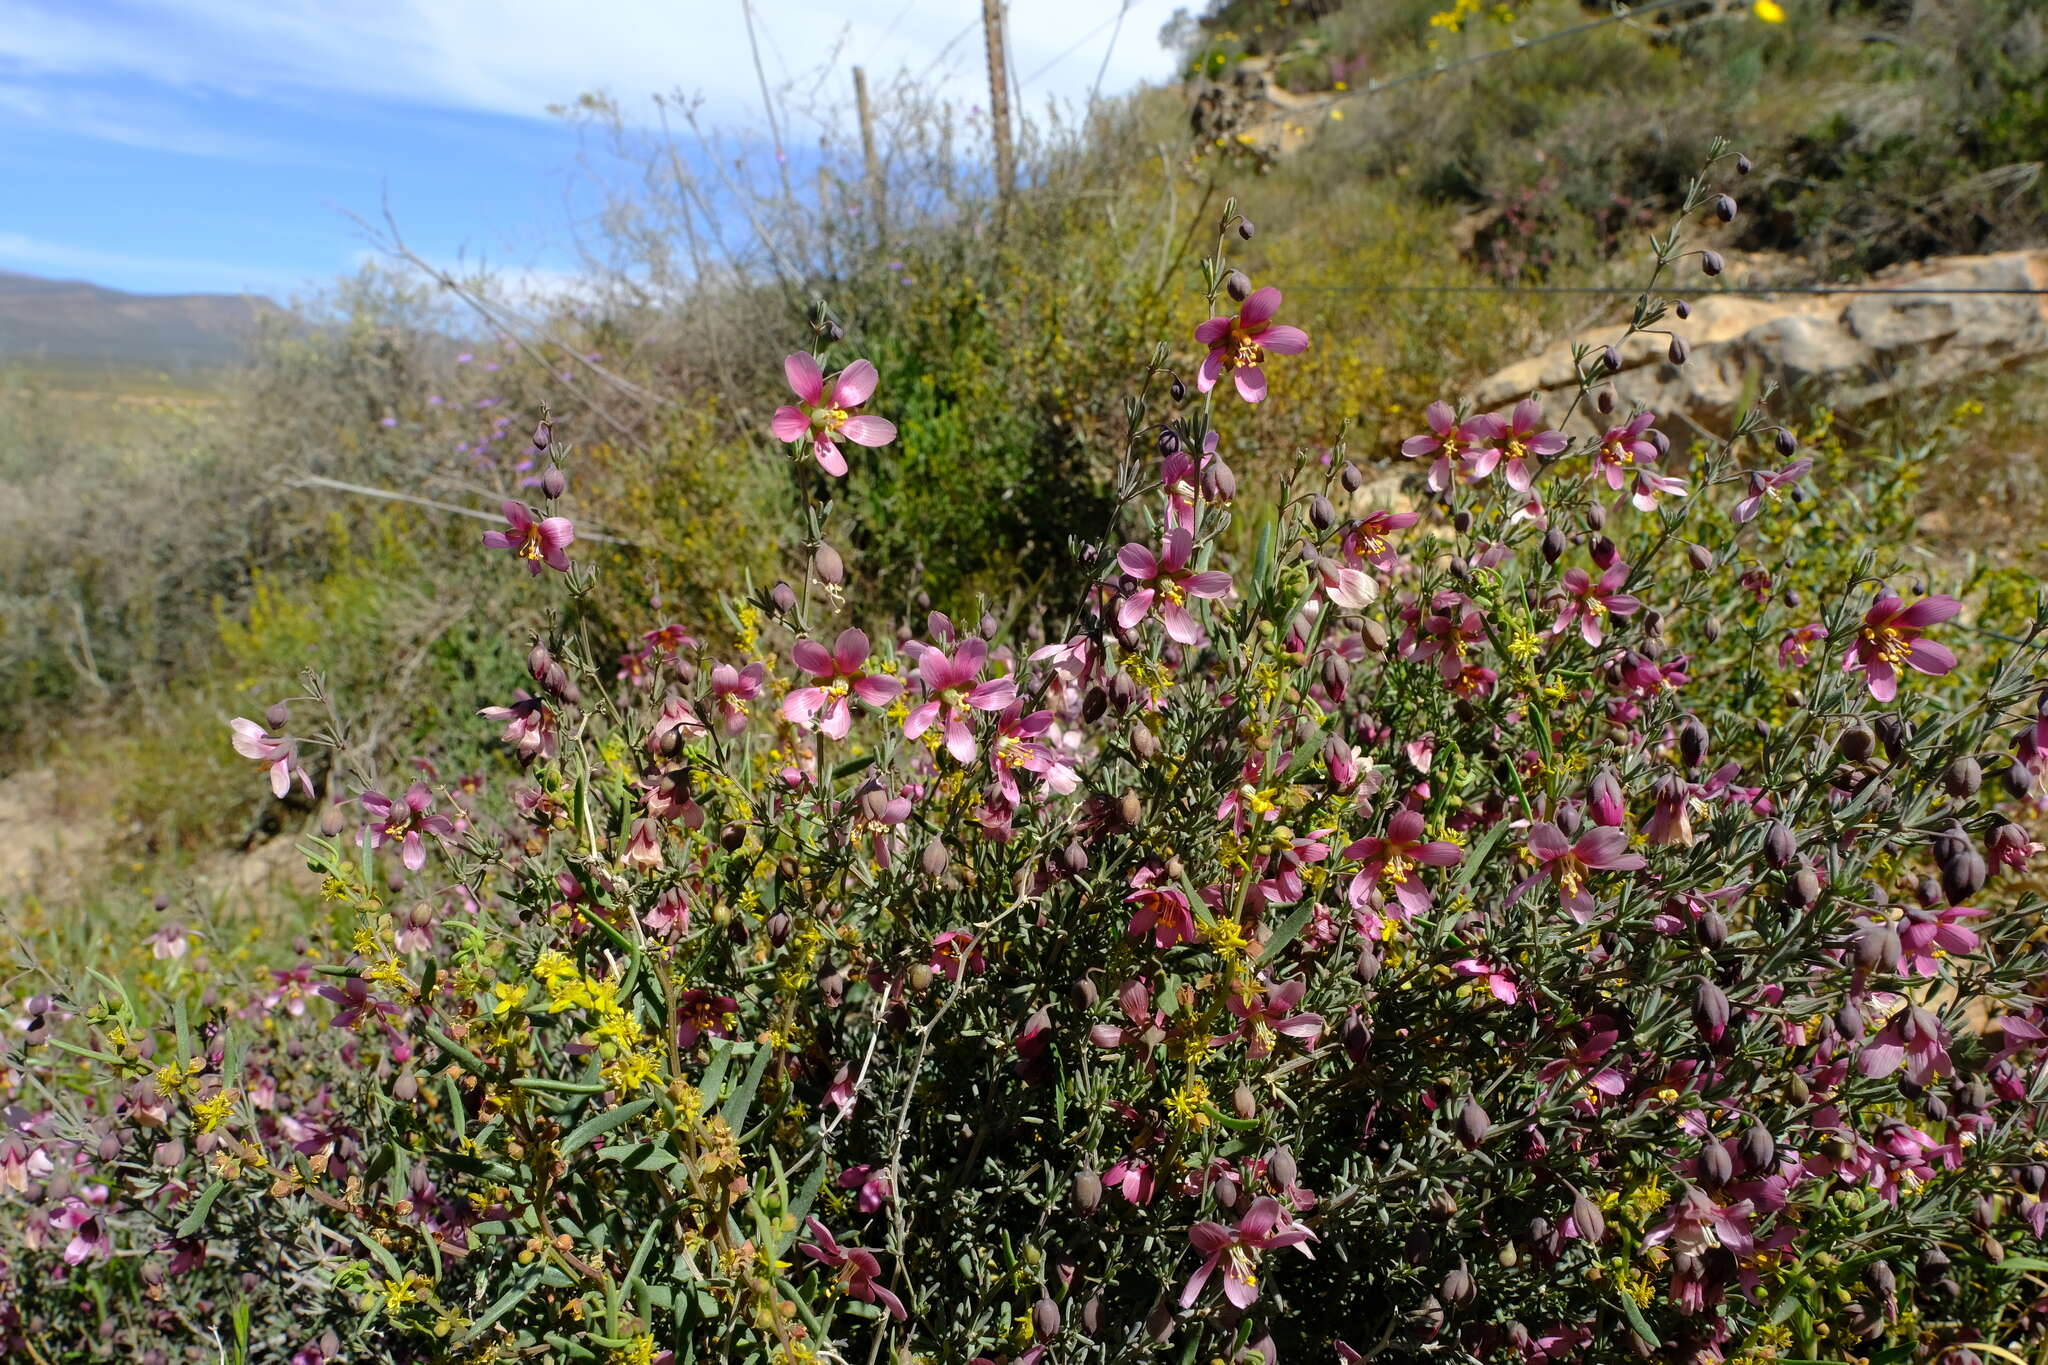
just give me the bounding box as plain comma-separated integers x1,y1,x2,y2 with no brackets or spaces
0,270,280,369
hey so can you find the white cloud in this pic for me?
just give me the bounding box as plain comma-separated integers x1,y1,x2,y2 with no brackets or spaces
0,0,1186,129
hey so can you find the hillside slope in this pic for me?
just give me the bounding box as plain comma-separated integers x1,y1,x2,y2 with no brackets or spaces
0,269,278,367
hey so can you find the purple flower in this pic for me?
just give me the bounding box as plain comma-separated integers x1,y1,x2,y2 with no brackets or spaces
799,1219,907,1320
1116,528,1234,645
1181,1196,1317,1308
230,717,314,798
783,629,901,740
1843,594,1961,701
359,783,456,872
482,500,574,574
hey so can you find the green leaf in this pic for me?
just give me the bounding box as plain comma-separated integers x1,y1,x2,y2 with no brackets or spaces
597,1141,680,1173
720,1045,774,1135
175,1179,226,1238
561,1096,655,1156
1258,899,1319,963
697,1045,733,1115
1615,1291,1661,1348
459,1266,543,1342
777,1159,832,1258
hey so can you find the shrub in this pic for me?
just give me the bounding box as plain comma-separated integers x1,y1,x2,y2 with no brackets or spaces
10,156,2048,1365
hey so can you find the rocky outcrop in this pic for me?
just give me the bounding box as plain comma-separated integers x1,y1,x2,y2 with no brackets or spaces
1473,250,2048,433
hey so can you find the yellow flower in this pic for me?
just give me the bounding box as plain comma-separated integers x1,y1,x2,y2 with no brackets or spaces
191,1092,236,1134
1753,0,1785,19
532,950,577,985
1207,918,1253,961
1165,1080,1214,1129
490,981,530,1017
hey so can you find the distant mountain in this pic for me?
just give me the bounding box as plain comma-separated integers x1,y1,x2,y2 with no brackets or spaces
0,270,281,369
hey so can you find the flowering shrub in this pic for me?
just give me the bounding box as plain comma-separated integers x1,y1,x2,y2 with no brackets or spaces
11,158,2048,1365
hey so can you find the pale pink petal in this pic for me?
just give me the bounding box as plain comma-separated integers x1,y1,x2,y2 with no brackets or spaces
840,415,895,447
1194,316,1232,346
1259,324,1309,355
1240,286,1282,326
830,358,878,407
1117,543,1160,579
814,440,848,477
784,352,824,403
771,405,810,442
1233,365,1268,403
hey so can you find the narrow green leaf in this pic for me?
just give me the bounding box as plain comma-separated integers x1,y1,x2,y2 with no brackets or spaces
719,1045,774,1135
174,1179,226,1238
561,1096,655,1156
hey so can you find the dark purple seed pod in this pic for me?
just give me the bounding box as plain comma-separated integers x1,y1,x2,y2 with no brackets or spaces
1212,1174,1240,1210
1837,1000,1868,1041
1788,865,1822,908
1600,344,1623,374
1595,386,1615,413
1675,299,1691,319
812,542,845,586
1699,250,1724,277
540,465,568,500
1224,269,1251,302
1873,713,1907,761
1774,428,1798,457
1340,461,1364,492
1571,1191,1605,1243
1944,755,1983,798
1739,1124,1775,1174
1692,980,1730,1041
1170,377,1187,403
1918,1246,1951,1283
1585,500,1607,531
1713,194,1737,222
1455,1098,1490,1147
1309,494,1337,532
1237,218,1255,240
1340,1008,1372,1061
1061,841,1089,876
1697,909,1728,950
1353,945,1382,984
1679,716,1708,770
1763,821,1796,868
1685,542,1714,573
1079,1295,1104,1337
2022,1164,2048,1196
1700,1143,1734,1189
1668,335,1690,364
1268,1146,1297,1189
1033,1295,1061,1341
1736,153,1753,175
1836,725,1875,761
1941,848,1987,906
766,912,793,947
1156,427,1180,456
1541,527,1566,563
1452,509,1473,534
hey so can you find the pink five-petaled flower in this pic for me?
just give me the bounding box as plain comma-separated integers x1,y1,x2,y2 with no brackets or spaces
1181,1196,1317,1309
1733,458,1812,523
358,784,456,872
988,703,1079,803
1594,412,1685,511
230,717,314,799
482,500,574,574
1125,880,1198,949
1489,397,1568,491
1512,821,1647,923
1843,594,1961,702
1341,509,1419,570
1452,957,1520,1005
709,662,767,734
1342,809,1464,917
770,354,896,477
1897,905,1984,977
798,1218,906,1320
1195,286,1309,404
1401,400,1478,492
1117,528,1233,645
477,691,557,765
1552,561,1641,646
903,637,1014,762
783,628,901,740
1222,977,1324,1058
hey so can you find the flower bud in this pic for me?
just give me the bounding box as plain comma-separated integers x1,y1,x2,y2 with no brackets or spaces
2022,1164,2048,1196
1441,1264,1475,1308
1588,767,1625,827
1713,193,1737,222
1155,427,1179,457
1739,1123,1776,1174
920,838,950,880
1130,723,1160,761
532,418,553,449
393,1071,419,1102
1692,979,1730,1042
1836,724,1875,762
812,542,845,586
1224,269,1251,302
1774,428,1798,456
320,802,347,837
1340,1008,1372,1061
1685,542,1714,572
1309,494,1336,532
769,581,798,615
1060,841,1089,876
1541,527,1566,563
155,1138,185,1168
1762,821,1796,868
1203,459,1237,503
1851,924,1900,972
1237,218,1255,240
264,701,290,730
1943,755,1982,798
1699,1142,1734,1189
1034,1295,1060,1341
1833,1000,1865,1040
1144,1299,1175,1342
1873,713,1906,761
1170,377,1187,403
1601,344,1622,374
1073,1168,1102,1214
540,465,568,500
1585,500,1607,531
1455,1097,1490,1148
1699,250,1724,277
1212,1175,1240,1210
1667,335,1689,364
1340,461,1363,492
1571,1191,1605,1243
1736,153,1753,175
1679,716,1708,770
1697,908,1727,950
1352,946,1381,984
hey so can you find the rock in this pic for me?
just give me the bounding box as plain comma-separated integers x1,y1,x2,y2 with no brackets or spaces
1473,249,2048,434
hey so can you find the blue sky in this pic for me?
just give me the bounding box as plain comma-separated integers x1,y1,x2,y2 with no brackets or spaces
0,0,1187,299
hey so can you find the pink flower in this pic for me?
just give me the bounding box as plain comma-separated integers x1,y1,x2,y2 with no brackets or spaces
903,638,1015,762
1125,879,1197,949
1778,623,1825,668
622,817,664,871
988,704,1079,802
770,354,896,477
1452,957,1520,1005
1551,562,1641,646
1857,1004,1952,1086
709,662,767,734
1511,821,1647,922
477,691,557,764
482,500,574,574
50,1192,111,1265
1195,286,1309,403
1181,1196,1317,1309
1221,977,1324,1058
1116,528,1233,644
1490,397,1567,491
928,930,986,981
783,629,901,740
359,784,457,872
1342,809,1464,918
1843,594,1961,701
230,717,313,799
798,1219,907,1320
1594,412,1685,511
1090,978,1166,1051
1733,458,1811,522
1341,509,1419,570
836,1164,894,1213
1897,905,1984,977
1400,400,1478,492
